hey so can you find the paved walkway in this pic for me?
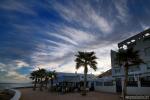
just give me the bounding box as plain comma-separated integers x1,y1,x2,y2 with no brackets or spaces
19,88,120,100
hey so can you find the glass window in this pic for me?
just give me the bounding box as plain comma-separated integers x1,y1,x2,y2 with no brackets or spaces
144,47,150,56
104,81,113,86
96,81,103,86
140,76,150,87
114,68,120,73
127,77,138,87
127,81,138,87
146,62,150,69
128,65,140,72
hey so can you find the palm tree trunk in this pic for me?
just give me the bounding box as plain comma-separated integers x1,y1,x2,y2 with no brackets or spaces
49,79,54,91
40,77,43,91
51,79,53,89
84,72,87,95
33,77,37,90
122,65,128,100
45,81,47,89
83,65,87,96
45,77,48,89
51,79,53,87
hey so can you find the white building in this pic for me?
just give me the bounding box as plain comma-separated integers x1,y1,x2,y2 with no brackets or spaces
95,28,150,95
52,72,96,91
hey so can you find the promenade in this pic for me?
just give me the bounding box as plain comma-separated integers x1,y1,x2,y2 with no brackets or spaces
19,88,120,100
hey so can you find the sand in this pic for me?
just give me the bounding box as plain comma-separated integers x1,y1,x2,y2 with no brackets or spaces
19,88,120,100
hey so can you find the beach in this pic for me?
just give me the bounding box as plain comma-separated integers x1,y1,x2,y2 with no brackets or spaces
19,88,120,100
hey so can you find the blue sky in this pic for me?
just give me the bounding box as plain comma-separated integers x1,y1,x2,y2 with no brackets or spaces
0,0,150,83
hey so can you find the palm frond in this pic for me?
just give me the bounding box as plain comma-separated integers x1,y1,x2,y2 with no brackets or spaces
115,47,144,67
75,51,97,71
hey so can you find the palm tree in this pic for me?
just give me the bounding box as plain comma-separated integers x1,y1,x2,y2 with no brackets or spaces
38,68,46,91
75,51,97,95
115,47,143,100
47,71,57,91
44,71,49,89
30,70,39,90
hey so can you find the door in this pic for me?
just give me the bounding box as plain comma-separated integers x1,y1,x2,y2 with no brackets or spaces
90,82,95,91
116,78,122,93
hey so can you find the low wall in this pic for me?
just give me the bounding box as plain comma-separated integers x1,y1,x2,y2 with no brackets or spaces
95,85,150,95
95,86,116,93
127,87,150,95
10,89,21,100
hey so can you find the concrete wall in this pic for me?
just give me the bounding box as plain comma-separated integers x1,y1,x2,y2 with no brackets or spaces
95,83,150,95
127,87,150,95
95,85,116,93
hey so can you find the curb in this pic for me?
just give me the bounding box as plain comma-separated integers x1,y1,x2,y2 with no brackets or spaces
9,89,21,100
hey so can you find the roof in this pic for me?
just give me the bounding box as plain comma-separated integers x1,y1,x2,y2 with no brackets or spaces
118,28,150,48
56,72,95,77
55,72,96,82
98,69,112,78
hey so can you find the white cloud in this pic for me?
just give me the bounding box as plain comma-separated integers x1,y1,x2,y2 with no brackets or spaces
140,23,150,30
14,60,29,68
0,1,36,15
55,61,76,73
60,26,97,43
114,0,129,23
5,71,30,83
29,24,119,75
49,33,78,45
51,1,113,33
0,62,31,83
90,13,113,33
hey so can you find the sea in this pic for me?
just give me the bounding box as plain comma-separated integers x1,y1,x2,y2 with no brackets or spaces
0,83,33,90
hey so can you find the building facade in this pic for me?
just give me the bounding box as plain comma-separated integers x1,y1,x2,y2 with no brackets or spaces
95,28,150,95
52,72,96,91
112,28,150,95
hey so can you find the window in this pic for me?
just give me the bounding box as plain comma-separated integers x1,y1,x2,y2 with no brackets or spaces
96,81,103,86
140,76,150,87
146,62,150,70
144,47,150,56
143,35,150,42
104,81,113,86
127,77,138,87
128,65,140,72
114,68,120,73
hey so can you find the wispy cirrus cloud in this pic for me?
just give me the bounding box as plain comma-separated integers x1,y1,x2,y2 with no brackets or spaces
59,26,97,43
49,33,78,45
0,0,150,82
113,0,129,23
0,0,37,15
50,0,113,33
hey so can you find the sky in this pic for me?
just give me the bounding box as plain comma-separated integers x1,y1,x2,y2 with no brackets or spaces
0,0,150,83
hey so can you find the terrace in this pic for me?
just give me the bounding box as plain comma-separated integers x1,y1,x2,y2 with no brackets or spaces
19,88,120,100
